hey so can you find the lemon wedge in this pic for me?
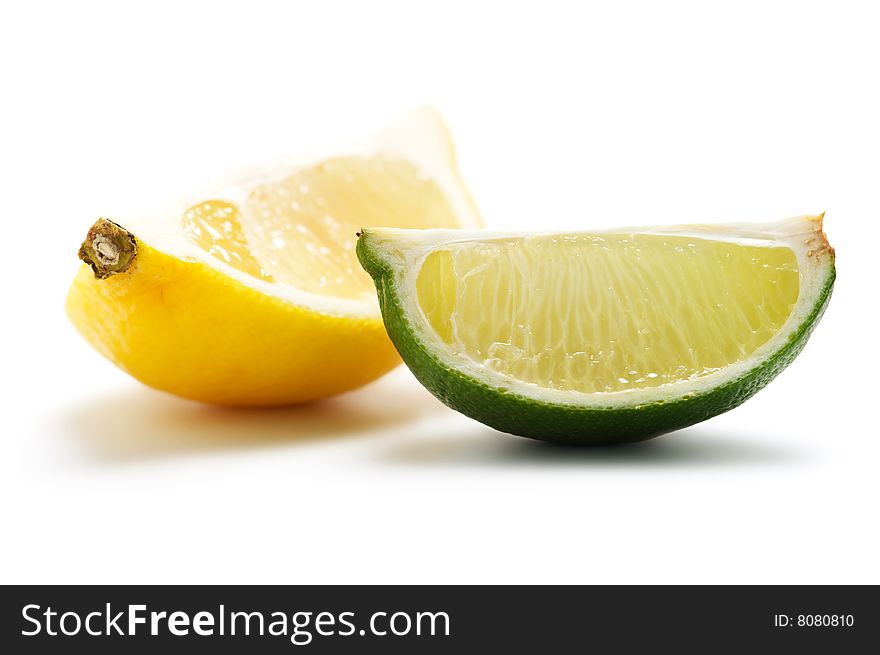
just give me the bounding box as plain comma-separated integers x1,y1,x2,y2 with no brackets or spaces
67,108,482,405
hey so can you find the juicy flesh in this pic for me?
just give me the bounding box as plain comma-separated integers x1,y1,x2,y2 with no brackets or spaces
183,156,460,300
416,234,800,393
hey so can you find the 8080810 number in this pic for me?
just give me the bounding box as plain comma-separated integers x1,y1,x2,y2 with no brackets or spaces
797,614,854,627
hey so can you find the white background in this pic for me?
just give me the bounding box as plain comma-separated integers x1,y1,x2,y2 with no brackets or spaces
1,0,878,584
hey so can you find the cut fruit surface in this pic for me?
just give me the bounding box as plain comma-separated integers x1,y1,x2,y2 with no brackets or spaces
357,215,835,444
182,156,462,300
67,108,482,406
416,234,800,394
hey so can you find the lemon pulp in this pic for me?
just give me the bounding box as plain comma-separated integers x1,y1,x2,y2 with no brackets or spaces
183,156,460,300
416,234,800,393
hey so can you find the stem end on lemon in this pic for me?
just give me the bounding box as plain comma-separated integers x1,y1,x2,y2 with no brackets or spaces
78,218,137,279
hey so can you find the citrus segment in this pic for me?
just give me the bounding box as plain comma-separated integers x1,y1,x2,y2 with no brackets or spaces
67,109,481,405
416,234,800,394
182,199,271,281
358,215,835,444
183,156,462,300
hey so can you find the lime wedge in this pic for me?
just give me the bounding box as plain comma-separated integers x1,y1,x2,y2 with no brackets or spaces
357,215,834,444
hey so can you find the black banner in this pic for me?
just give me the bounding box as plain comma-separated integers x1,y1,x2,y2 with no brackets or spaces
1,585,875,652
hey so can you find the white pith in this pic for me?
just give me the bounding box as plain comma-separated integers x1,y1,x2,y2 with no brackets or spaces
367,215,833,408
109,107,482,318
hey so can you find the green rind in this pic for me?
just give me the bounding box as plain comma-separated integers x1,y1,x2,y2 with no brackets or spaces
357,235,835,445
